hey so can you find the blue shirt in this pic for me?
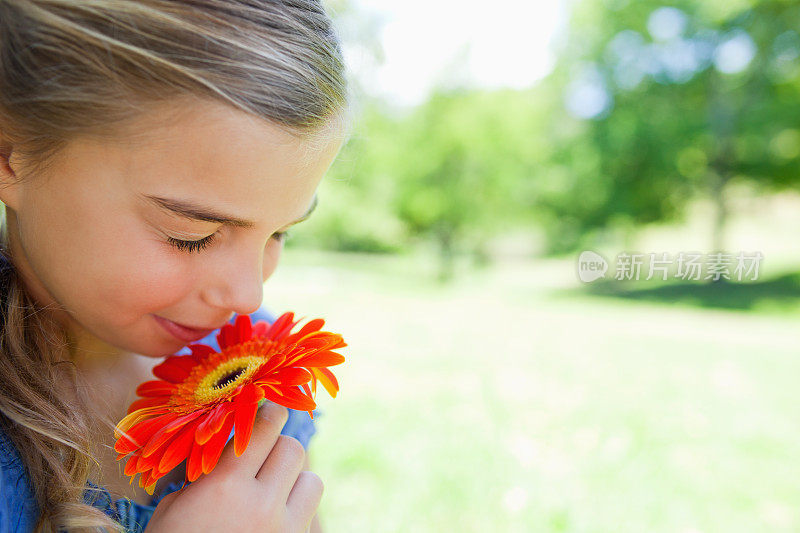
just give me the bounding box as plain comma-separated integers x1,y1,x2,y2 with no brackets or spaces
0,305,319,532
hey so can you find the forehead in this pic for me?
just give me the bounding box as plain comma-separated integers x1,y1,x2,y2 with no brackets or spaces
108,98,345,222
118,97,342,172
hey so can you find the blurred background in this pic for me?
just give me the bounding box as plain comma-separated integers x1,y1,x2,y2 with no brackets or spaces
264,0,800,531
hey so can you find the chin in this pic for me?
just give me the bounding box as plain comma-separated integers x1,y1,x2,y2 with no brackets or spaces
124,335,186,359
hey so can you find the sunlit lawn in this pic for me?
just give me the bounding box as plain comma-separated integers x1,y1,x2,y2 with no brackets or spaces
263,245,800,533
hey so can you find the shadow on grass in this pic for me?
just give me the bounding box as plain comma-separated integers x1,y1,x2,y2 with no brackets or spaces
572,272,800,312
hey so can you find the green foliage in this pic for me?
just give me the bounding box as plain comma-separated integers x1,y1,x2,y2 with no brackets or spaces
540,0,800,251
306,90,553,277
313,0,800,266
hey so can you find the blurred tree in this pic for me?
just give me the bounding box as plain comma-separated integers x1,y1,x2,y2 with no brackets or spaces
291,1,412,254
390,88,549,281
312,1,556,277
543,0,800,254
309,0,800,276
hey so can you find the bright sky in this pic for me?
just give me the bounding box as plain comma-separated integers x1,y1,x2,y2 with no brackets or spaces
344,0,569,108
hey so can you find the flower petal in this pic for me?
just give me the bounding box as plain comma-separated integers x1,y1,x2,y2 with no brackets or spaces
195,403,233,446
280,337,341,367
152,355,198,383
116,406,169,435
201,411,235,474
291,336,335,353
267,312,298,341
301,382,313,399
134,452,161,473
189,344,217,359
136,380,177,398
311,367,339,398
235,314,252,344
284,318,325,344
216,318,242,350
233,383,265,456
261,384,316,412
123,455,141,476
158,419,202,473
126,397,170,414
330,338,348,349
293,350,345,368
187,437,204,483
114,413,181,454
269,367,312,386
142,411,204,458
144,477,159,496
252,320,270,338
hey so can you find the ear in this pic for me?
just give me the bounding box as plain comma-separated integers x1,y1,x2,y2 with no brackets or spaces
0,137,24,211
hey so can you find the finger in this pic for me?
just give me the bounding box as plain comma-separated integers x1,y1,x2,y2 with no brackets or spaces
285,470,324,531
152,488,179,511
210,400,288,479
255,434,305,498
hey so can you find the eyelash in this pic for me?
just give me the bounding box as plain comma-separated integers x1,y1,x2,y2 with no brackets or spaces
167,230,291,254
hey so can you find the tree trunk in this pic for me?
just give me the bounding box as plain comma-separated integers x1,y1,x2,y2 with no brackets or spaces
710,171,729,255
436,228,455,283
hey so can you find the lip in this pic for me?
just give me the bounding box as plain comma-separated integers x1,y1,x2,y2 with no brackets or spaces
153,315,218,342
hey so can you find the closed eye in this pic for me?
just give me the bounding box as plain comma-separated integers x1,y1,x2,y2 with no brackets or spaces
166,230,290,254
166,233,217,253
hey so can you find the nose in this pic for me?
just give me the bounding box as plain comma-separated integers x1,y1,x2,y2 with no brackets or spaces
202,243,268,316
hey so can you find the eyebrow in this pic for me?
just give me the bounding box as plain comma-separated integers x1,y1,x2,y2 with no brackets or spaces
141,193,318,229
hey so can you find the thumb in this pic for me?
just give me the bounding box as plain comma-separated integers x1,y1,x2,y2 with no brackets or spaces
152,488,181,512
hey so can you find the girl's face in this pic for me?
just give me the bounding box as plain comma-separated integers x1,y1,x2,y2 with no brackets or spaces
0,97,344,359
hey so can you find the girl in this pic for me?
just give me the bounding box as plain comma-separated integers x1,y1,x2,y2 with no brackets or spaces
0,1,350,531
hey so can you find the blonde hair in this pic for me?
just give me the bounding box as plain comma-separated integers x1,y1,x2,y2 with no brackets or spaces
0,1,349,531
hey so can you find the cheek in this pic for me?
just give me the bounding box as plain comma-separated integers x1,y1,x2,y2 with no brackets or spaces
114,256,194,312
81,228,195,319
15,204,193,328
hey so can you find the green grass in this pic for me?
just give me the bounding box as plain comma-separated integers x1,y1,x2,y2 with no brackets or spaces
263,248,800,533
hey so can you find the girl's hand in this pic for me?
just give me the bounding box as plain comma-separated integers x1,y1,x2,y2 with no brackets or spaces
143,402,323,533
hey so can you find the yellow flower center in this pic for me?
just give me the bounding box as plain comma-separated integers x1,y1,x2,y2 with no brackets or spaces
193,355,263,404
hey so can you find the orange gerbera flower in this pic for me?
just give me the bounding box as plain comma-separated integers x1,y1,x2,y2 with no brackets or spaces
113,312,346,496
